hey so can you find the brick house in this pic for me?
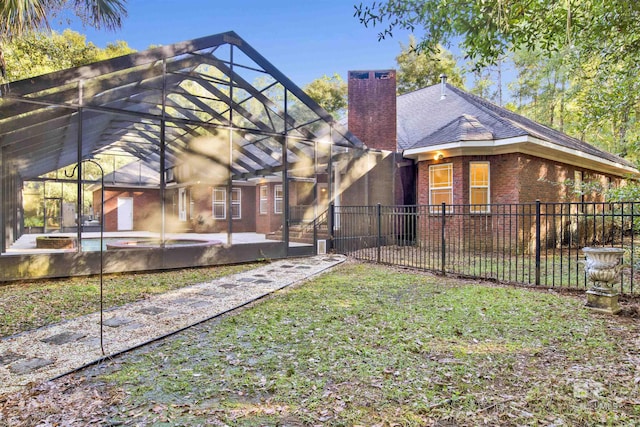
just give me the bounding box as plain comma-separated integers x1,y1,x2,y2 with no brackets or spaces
348,71,638,208
100,70,640,239
346,71,639,251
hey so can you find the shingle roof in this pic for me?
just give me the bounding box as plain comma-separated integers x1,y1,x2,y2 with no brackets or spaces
398,83,636,170
421,114,494,144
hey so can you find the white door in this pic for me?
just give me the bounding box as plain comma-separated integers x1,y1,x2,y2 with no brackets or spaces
117,197,134,231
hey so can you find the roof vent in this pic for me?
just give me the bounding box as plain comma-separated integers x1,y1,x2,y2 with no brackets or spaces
440,74,447,100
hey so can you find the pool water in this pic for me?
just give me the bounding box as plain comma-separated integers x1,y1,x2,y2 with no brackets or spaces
81,238,126,252
80,238,221,251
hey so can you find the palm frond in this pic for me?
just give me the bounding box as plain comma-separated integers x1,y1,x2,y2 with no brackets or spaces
73,0,127,31
0,0,55,39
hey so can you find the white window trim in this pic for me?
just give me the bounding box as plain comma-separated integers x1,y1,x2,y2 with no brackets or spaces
274,184,283,214
470,161,490,214
429,163,453,213
259,185,268,215
189,190,194,220
231,188,241,220
212,188,226,220
178,187,187,222
213,188,242,220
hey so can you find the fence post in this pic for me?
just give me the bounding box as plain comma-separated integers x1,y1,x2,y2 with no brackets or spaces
377,203,382,263
535,200,541,286
631,202,636,295
441,202,446,275
328,203,334,251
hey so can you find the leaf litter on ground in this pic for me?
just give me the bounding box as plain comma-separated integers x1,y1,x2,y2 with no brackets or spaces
1,260,639,426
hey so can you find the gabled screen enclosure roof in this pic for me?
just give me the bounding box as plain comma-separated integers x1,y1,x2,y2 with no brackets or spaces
0,31,363,182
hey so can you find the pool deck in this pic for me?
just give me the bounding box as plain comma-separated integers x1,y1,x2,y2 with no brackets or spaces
7,232,306,254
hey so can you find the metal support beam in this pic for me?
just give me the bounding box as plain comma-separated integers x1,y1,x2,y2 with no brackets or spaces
160,59,167,243
283,90,289,252
227,45,234,246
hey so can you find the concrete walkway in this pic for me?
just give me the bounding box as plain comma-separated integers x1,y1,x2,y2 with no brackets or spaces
0,255,345,396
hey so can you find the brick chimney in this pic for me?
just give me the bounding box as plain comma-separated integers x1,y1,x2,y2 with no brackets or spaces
347,70,397,152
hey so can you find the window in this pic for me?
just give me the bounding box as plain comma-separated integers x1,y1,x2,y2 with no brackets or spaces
231,188,241,219
274,184,283,214
429,163,453,212
189,190,194,220
259,186,268,214
212,188,226,219
212,188,242,220
470,162,490,213
178,188,187,221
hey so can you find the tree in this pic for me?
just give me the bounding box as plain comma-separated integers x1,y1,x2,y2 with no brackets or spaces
0,0,127,78
395,36,464,95
4,29,135,228
354,1,640,70
572,57,640,162
508,48,573,131
3,29,134,81
507,46,640,164
304,73,348,119
355,0,640,164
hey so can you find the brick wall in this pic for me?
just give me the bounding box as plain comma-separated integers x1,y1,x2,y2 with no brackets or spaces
96,188,161,232
348,70,397,152
414,153,623,252
417,153,620,206
516,153,620,203
255,183,283,234
168,185,257,233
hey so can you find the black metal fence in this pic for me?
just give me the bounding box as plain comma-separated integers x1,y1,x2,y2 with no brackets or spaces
330,201,640,295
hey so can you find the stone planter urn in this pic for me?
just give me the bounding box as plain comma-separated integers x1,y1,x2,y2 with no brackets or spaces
581,247,625,314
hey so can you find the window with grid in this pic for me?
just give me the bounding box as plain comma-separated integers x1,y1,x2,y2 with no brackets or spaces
212,188,226,219
274,184,283,214
212,188,241,219
259,186,268,214
189,190,194,220
470,162,490,213
231,188,241,219
429,163,453,213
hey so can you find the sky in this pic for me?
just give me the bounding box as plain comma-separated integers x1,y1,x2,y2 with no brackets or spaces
52,0,419,88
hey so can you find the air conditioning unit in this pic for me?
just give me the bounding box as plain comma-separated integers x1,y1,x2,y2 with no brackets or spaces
317,239,327,255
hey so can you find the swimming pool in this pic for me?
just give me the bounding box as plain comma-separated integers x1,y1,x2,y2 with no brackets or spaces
80,237,222,251
81,237,127,252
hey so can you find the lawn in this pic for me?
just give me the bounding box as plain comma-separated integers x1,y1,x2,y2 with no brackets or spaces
0,262,262,337
1,261,639,426
353,245,640,295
